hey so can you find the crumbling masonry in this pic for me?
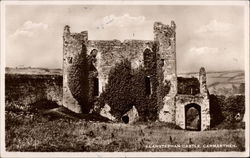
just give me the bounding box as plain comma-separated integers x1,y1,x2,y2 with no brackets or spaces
63,21,210,130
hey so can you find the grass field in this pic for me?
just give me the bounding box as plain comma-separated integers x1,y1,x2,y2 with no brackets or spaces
5,68,246,152
5,102,245,152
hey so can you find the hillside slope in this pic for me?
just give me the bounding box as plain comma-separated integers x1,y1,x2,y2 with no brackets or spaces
178,70,245,96
6,67,245,96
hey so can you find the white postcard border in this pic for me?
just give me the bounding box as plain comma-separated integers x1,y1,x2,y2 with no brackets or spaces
0,1,249,157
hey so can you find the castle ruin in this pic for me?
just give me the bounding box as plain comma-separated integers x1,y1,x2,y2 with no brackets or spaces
63,21,210,131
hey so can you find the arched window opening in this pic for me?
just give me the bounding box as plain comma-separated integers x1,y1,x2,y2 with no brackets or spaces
89,49,98,72
185,103,201,131
68,57,73,64
145,76,152,96
161,59,165,66
143,48,152,67
93,77,99,96
90,49,98,58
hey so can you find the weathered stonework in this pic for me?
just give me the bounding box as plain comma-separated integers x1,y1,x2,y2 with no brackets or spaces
121,106,139,124
175,94,210,131
63,21,210,130
100,104,116,121
175,67,210,130
154,21,177,123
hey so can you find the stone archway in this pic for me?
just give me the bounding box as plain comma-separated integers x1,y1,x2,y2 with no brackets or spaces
185,103,201,131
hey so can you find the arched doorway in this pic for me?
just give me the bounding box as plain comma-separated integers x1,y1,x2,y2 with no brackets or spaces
185,103,201,131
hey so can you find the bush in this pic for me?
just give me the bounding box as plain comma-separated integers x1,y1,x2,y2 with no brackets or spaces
222,95,245,122
209,94,224,127
99,59,134,118
209,94,245,128
212,121,245,130
99,59,159,121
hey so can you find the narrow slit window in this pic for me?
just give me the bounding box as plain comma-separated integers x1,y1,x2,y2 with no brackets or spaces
93,77,99,96
161,59,164,66
68,57,73,64
168,39,172,47
145,76,151,96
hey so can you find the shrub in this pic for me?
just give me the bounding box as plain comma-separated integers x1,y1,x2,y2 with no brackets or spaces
99,59,159,121
209,94,224,127
100,59,134,118
210,94,245,128
222,95,245,122
212,121,245,130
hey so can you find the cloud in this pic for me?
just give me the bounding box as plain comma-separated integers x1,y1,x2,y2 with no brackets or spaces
11,21,48,38
6,20,60,68
96,14,145,29
180,45,244,73
189,47,219,55
196,20,233,34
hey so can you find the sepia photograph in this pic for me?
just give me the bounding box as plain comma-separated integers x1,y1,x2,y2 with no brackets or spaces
0,0,249,157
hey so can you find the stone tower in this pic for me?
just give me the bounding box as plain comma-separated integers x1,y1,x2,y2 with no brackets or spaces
199,67,208,94
154,21,177,123
62,21,210,130
199,67,210,130
63,25,89,113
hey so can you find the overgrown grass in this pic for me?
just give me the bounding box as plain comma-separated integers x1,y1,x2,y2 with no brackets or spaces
5,101,245,152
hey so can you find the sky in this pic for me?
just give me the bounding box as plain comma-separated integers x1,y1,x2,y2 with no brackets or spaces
4,4,246,73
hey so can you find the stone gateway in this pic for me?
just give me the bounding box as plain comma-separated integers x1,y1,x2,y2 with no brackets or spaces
62,21,210,131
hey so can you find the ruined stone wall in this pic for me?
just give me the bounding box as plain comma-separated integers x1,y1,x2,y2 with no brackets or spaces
62,21,211,128
87,40,154,93
63,26,88,113
63,25,155,114
175,94,210,131
154,21,177,123
175,68,210,131
177,77,200,95
5,74,62,106
199,67,208,95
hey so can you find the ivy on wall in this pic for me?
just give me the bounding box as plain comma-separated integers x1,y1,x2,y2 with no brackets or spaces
67,44,90,113
209,94,245,127
67,44,98,113
99,59,134,118
177,77,200,95
66,42,172,121
98,58,160,121
96,44,173,121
